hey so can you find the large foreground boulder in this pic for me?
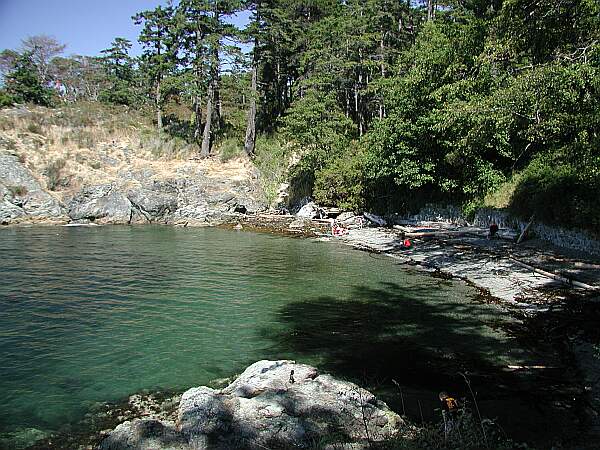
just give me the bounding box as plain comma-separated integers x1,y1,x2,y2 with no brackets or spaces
100,360,404,450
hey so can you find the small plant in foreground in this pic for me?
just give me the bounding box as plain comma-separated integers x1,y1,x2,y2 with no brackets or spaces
8,185,28,197
26,122,44,135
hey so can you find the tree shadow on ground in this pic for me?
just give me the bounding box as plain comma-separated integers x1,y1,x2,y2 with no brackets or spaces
261,282,585,446
163,113,195,141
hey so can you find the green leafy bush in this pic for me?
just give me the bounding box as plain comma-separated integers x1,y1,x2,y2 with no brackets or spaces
510,157,600,235
0,90,15,108
313,146,365,210
218,137,243,162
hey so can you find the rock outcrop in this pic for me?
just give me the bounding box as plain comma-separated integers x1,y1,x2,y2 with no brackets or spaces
68,184,132,224
0,153,267,226
0,104,268,226
0,153,67,224
296,201,326,219
99,360,405,450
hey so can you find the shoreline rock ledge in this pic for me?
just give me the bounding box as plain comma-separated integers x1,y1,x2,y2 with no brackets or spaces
99,360,405,449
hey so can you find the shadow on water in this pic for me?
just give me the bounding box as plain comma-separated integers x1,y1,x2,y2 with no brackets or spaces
262,282,584,446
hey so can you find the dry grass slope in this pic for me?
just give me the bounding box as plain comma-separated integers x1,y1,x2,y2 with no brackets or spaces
0,103,259,206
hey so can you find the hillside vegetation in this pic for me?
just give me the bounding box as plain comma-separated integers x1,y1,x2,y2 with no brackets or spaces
0,103,262,222
1,0,599,234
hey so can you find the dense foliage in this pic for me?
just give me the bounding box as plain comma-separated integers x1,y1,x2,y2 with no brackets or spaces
1,0,598,233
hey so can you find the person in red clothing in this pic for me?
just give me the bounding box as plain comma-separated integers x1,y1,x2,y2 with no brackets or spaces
330,219,348,237
398,232,412,249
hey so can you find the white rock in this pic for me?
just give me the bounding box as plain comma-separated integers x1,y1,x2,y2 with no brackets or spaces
296,201,325,219
99,360,405,450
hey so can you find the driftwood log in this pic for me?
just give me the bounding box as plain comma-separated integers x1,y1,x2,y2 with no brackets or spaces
508,255,598,290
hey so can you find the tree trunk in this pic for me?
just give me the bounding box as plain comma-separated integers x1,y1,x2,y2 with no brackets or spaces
201,81,214,157
244,63,258,156
379,30,385,120
194,92,202,141
156,77,162,130
427,0,434,21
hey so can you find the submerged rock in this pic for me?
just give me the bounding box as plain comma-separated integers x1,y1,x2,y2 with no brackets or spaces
99,360,404,449
0,427,50,450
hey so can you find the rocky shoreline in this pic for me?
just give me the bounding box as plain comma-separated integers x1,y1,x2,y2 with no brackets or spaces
100,360,407,450
0,151,267,227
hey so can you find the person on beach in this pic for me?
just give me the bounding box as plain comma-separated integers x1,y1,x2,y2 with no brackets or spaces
487,223,499,239
439,391,460,437
398,232,412,249
330,219,348,237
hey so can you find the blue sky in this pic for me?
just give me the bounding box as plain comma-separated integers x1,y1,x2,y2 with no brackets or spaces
0,1,251,57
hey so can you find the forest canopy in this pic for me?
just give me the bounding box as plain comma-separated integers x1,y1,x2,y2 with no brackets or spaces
1,0,599,233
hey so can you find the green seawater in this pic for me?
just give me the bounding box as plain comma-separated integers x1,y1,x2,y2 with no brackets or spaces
0,226,572,445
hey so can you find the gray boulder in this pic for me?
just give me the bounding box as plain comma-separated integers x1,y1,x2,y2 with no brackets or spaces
99,360,404,450
0,152,66,224
68,184,132,223
297,202,325,219
127,188,177,222
99,420,187,450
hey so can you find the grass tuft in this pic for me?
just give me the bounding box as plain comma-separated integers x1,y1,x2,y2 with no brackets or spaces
45,158,67,191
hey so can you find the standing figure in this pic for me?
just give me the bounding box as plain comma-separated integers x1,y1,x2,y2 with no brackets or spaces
439,391,459,438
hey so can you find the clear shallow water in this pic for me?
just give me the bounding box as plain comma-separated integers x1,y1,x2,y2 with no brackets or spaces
0,226,565,443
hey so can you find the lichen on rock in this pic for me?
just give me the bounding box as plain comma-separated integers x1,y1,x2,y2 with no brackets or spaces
99,360,406,450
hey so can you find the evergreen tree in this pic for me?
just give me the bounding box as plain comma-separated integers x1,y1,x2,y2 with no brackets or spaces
5,51,54,106
176,0,242,156
99,37,138,105
134,5,176,129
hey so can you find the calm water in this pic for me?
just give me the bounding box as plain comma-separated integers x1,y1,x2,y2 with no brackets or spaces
0,226,573,444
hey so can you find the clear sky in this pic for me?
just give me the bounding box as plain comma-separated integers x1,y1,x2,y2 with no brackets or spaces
0,1,251,57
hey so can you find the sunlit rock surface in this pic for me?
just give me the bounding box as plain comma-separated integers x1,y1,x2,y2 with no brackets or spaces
100,360,404,450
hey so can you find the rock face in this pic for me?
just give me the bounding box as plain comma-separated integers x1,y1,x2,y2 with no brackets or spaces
0,153,67,224
68,184,132,224
0,152,267,225
127,187,178,222
99,360,404,450
64,175,267,225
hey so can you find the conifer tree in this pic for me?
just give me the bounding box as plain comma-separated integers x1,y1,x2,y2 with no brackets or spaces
134,5,176,129
99,38,137,105
5,51,54,106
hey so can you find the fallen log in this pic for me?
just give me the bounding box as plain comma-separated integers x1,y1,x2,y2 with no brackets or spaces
517,214,535,244
506,365,560,370
508,256,598,290
258,213,294,218
404,230,485,238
